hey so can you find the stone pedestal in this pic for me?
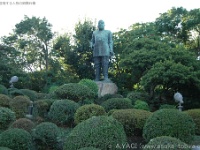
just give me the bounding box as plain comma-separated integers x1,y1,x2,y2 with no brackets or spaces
95,81,118,97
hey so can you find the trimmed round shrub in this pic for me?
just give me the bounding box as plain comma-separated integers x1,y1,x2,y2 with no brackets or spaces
33,100,49,118
143,136,190,150
0,84,8,95
0,94,12,107
8,88,24,98
10,118,35,133
112,109,152,136
78,147,101,150
74,104,106,124
20,89,37,101
55,83,95,102
185,109,200,135
127,91,149,104
32,122,61,150
64,116,127,150
0,107,16,131
48,99,79,125
9,96,31,118
79,79,98,96
101,98,133,112
0,128,32,150
48,85,59,93
134,100,150,111
143,109,195,144
159,104,176,109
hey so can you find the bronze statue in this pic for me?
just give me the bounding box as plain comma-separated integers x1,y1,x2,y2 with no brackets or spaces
91,20,114,82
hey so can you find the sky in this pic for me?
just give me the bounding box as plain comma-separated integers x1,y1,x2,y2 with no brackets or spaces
0,0,200,37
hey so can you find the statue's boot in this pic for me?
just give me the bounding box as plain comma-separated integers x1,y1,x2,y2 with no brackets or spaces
95,67,100,81
102,63,111,82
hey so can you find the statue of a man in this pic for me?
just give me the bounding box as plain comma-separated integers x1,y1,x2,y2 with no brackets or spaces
91,20,114,82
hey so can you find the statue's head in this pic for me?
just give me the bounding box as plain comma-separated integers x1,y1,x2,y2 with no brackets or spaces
98,20,105,31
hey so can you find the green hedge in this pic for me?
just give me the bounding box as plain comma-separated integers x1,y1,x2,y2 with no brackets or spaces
126,91,149,104
64,116,127,150
74,104,106,124
20,89,37,101
134,100,150,111
185,109,200,135
0,84,8,95
143,136,190,150
32,122,61,150
112,109,152,136
78,147,101,150
0,128,32,150
55,83,95,102
143,109,195,144
0,107,16,132
0,94,11,108
79,79,98,96
48,99,79,126
101,98,133,112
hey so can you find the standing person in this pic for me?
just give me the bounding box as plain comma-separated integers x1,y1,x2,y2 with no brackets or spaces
91,20,114,82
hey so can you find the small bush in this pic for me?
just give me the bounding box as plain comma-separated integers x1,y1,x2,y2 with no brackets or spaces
54,83,95,102
8,88,24,98
143,109,195,144
127,91,149,104
112,109,152,136
0,84,8,95
101,98,133,112
64,116,127,150
78,147,101,150
143,136,190,150
32,122,61,150
79,79,98,96
159,104,176,109
74,104,106,124
10,118,35,133
134,100,150,111
0,147,12,150
0,107,16,132
20,89,37,101
9,96,31,118
185,109,200,135
0,94,12,107
95,93,123,105
48,85,59,93
0,128,32,150
48,99,79,126
33,100,49,118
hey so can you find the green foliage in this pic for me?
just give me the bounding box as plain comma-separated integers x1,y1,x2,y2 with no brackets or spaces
0,94,11,107
143,109,195,144
159,104,176,109
134,100,150,111
10,118,35,133
48,99,79,125
126,91,149,104
0,107,16,132
32,122,61,150
64,116,127,150
54,83,95,102
33,100,49,118
9,96,31,118
78,147,101,150
185,109,200,135
101,98,133,112
0,84,8,95
143,136,190,150
79,79,98,96
0,147,12,150
112,109,152,136
9,88,24,98
0,128,32,150
74,104,106,124
20,89,37,101
48,85,59,93
95,93,124,105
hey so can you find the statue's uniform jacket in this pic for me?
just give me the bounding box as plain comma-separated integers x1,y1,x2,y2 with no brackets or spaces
91,30,113,57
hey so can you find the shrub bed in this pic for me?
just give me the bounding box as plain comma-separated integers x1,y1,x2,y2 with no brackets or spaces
143,109,195,144
112,109,152,136
64,116,127,150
